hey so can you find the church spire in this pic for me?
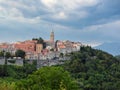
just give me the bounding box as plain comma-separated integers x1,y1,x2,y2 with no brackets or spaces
50,30,54,42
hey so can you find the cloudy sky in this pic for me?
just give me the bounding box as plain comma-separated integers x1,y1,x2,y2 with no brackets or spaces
0,0,120,46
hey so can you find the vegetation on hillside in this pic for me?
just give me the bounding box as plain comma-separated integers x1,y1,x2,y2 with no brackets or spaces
0,61,37,78
16,66,78,90
63,46,120,90
115,55,120,61
0,46,120,90
0,61,37,90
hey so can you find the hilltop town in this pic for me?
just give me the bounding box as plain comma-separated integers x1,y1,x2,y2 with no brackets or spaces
0,31,82,61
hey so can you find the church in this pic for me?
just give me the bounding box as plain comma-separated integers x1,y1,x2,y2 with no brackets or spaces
44,30,55,50
25,31,56,60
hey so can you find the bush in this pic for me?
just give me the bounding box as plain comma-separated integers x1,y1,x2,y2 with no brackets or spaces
16,66,78,90
8,60,16,64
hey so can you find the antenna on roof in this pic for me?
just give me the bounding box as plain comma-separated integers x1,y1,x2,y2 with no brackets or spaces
51,24,54,32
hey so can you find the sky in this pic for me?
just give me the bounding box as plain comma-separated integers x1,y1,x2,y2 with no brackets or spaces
0,0,120,46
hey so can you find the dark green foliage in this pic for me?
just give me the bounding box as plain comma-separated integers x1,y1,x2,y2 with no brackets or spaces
0,60,37,79
22,63,37,76
33,37,44,44
0,51,4,57
115,55,120,61
32,38,38,41
0,51,11,58
60,53,64,58
5,52,11,59
37,37,46,49
63,46,120,90
8,60,16,64
38,37,44,44
0,65,8,77
15,49,26,59
50,48,54,51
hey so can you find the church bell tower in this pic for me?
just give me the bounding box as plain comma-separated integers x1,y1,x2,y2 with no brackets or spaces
50,30,54,42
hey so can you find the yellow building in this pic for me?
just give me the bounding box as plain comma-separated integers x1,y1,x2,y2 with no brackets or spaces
36,44,43,53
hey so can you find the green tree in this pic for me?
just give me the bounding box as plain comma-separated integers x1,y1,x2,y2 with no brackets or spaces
16,66,78,90
50,48,54,51
15,50,26,59
5,52,11,59
115,55,120,61
60,53,64,58
0,51,4,57
38,37,44,44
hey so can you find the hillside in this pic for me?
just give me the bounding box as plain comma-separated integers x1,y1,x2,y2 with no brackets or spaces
63,46,120,90
0,46,120,90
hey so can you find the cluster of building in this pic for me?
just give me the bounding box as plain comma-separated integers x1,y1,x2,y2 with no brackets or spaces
0,31,82,60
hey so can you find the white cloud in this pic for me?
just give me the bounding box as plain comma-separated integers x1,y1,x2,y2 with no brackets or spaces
83,42,102,47
0,0,36,10
0,1,41,23
52,11,67,20
0,7,22,18
41,0,57,8
8,16,41,24
59,12,66,18
0,0,100,22
40,0,99,20
0,7,41,24
41,0,99,11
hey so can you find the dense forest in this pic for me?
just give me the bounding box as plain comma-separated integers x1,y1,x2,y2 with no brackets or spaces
0,46,120,90
63,46,120,90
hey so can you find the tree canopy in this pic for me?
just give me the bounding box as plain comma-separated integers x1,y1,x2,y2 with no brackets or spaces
16,66,78,90
63,46,120,90
15,49,26,59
